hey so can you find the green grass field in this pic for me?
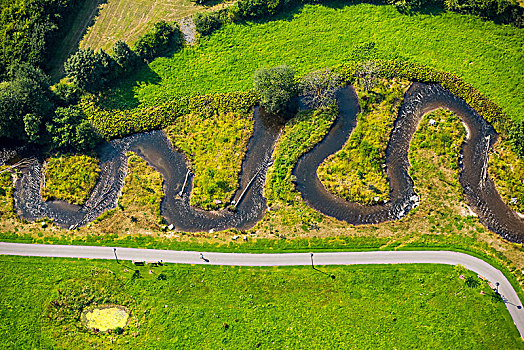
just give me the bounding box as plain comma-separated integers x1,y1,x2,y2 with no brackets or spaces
101,2,523,122
0,255,522,349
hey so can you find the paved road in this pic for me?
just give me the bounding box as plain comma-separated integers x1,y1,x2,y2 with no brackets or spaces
1,242,523,339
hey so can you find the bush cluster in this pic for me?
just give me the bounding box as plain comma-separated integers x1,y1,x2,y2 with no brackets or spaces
253,65,297,115
193,0,523,36
133,21,183,62
65,21,183,93
82,92,259,139
194,10,229,36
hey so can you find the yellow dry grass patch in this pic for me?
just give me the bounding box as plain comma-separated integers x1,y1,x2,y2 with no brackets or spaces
83,306,129,332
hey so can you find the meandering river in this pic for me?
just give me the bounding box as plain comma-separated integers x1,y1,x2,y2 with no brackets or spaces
9,84,524,242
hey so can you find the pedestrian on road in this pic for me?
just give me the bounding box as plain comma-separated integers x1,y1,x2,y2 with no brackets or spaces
200,253,204,260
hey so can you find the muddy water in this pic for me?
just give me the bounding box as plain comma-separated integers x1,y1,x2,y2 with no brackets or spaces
294,83,524,243
8,83,524,242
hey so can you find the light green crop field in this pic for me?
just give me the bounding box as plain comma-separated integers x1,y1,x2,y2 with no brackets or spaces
101,2,523,122
0,256,522,349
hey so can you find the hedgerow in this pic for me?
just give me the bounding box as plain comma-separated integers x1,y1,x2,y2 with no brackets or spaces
82,91,258,139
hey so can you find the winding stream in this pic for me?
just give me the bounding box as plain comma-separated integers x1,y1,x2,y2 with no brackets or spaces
9,83,524,242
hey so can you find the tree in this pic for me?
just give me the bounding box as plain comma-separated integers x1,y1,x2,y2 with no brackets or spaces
0,63,53,140
112,40,139,72
23,113,44,144
97,48,117,82
253,65,297,115
75,119,101,152
299,68,341,109
46,106,101,152
64,48,104,92
134,21,182,61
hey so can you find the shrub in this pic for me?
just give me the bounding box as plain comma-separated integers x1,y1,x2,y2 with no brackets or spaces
64,48,105,92
111,40,139,73
235,0,286,19
134,21,183,61
52,81,81,106
509,121,524,157
194,11,225,36
299,68,341,109
253,65,297,115
82,91,258,139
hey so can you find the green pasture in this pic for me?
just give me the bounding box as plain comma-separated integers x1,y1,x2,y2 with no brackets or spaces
0,256,522,349
103,2,523,122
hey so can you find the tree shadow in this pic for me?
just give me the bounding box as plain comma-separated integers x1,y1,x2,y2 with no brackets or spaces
97,63,162,110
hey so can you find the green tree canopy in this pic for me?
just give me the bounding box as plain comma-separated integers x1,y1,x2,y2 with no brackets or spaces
111,40,139,72
64,48,104,92
46,106,101,152
253,65,297,115
0,63,53,140
134,21,182,62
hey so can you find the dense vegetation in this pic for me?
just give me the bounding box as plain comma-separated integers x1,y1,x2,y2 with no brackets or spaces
409,109,466,204
264,105,337,230
0,0,77,74
83,92,258,139
317,79,409,205
42,154,100,205
266,105,337,207
1,256,521,349
253,65,297,115
165,111,253,210
0,167,13,218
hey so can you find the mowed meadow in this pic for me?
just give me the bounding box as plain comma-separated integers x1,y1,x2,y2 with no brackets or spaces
0,256,522,349
103,2,524,122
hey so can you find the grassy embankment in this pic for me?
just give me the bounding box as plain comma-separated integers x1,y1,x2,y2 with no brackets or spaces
42,155,100,206
99,2,523,124
164,111,253,210
0,255,522,349
79,0,232,51
317,79,409,205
